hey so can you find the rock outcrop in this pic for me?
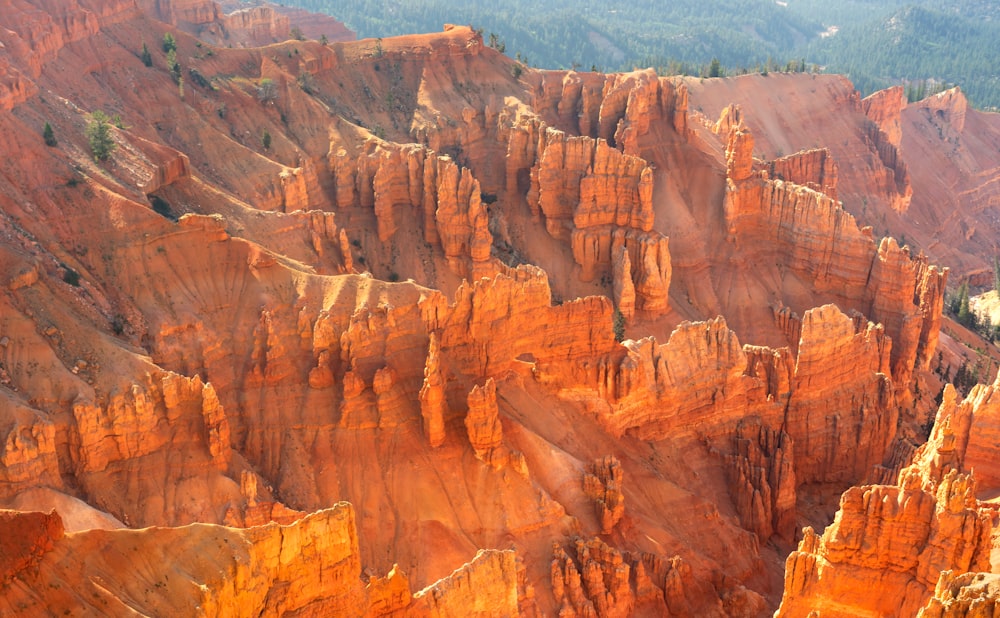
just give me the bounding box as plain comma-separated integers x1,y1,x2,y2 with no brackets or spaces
465,378,504,464
724,122,941,385
862,86,907,148
0,3,974,616
583,456,625,535
768,148,839,201
919,572,1000,618
727,419,796,542
776,380,995,617
332,142,496,280
786,305,896,485
0,504,523,617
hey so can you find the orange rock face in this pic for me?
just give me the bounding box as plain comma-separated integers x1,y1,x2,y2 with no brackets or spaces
919,572,1000,618
0,2,987,615
776,379,996,618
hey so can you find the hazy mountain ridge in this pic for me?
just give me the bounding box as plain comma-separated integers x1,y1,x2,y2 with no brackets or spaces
256,0,1000,107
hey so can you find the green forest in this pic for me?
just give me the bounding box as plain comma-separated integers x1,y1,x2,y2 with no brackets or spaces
254,0,1000,109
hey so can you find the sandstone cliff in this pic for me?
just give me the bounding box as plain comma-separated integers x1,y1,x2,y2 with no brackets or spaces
0,3,982,616
776,378,997,617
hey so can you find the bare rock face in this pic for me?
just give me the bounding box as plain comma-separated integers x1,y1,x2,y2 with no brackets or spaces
786,305,895,485
918,572,1000,618
913,255,949,370
923,87,968,134
726,126,756,182
419,333,447,448
583,456,625,535
531,128,653,240
465,378,503,464
412,549,520,617
0,509,64,587
0,3,974,615
332,142,495,279
0,505,522,617
724,126,941,386
727,419,796,542
426,265,617,378
593,317,763,441
862,112,913,213
776,384,995,618
768,148,839,200
1,505,369,616
137,0,220,26
862,86,907,148
611,244,636,319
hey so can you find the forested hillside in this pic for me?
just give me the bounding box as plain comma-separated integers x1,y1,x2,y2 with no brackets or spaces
257,0,1000,108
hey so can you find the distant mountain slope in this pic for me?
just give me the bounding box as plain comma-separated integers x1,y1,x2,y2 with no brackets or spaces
260,0,822,70
806,5,1000,108
249,0,1000,108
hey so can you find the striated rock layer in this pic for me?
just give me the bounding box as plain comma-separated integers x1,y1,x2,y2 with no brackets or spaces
776,376,1000,617
0,1,982,615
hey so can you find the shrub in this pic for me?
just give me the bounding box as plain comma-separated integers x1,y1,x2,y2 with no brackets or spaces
262,129,272,150
162,33,176,54
62,266,81,287
612,309,626,342
257,78,277,103
141,42,152,67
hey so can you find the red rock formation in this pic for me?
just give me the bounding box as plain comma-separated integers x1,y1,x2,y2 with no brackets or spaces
425,265,617,378
786,305,896,484
137,0,220,25
923,87,968,134
221,6,291,46
919,571,1000,618
465,378,504,464
776,381,995,617
0,4,975,615
726,125,755,182
419,333,447,448
583,456,625,535
611,244,636,319
411,549,520,616
592,318,765,441
531,129,653,240
727,419,796,542
862,86,907,148
724,124,941,385
332,142,496,279
0,509,63,586
913,255,948,371
768,148,839,200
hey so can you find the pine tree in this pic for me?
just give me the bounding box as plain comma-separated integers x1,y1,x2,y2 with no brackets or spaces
86,111,115,161
43,122,57,147
708,58,722,78
957,281,973,327
141,42,152,67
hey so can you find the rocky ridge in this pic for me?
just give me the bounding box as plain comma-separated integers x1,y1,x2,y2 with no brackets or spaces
0,1,994,616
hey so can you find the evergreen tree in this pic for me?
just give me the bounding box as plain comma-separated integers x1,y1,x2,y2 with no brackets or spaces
85,111,115,161
42,122,56,147
957,281,973,327
708,57,722,77
141,42,152,67
162,32,176,54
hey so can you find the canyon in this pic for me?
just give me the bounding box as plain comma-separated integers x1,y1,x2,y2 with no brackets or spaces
1,0,1000,616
